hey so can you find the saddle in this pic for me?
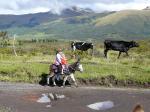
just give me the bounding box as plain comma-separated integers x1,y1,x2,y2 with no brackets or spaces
52,64,60,73
52,64,70,75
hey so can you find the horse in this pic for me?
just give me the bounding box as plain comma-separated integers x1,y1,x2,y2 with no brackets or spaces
47,59,83,87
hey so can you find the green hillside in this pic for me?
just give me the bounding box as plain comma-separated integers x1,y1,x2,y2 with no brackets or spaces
94,10,150,39
6,10,150,40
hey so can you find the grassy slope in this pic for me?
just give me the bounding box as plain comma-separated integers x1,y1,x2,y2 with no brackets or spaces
94,10,150,39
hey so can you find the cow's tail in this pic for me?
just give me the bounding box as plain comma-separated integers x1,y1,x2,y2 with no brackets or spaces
104,40,107,49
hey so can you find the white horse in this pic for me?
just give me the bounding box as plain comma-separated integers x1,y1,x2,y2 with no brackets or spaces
47,60,83,87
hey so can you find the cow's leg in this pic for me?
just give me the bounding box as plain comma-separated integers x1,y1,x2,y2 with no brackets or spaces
63,75,68,87
73,45,76,51
118,51,122,59
70,73,78,87
104,49,108,58
125,51,129,56
91,48,94,56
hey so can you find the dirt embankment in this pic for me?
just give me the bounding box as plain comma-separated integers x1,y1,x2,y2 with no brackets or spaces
77,75,150,88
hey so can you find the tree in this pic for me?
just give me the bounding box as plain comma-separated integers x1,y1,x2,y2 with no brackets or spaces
0,31,9,47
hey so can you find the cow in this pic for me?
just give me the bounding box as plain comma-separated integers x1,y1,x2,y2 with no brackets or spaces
71,41,93,54
104,40,139,59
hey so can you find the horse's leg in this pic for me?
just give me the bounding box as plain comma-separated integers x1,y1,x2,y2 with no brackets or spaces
47,75,50,85
70,73,78,87
52,73,56,86
63,75,68,87
47,72,53,85
47,72,56,86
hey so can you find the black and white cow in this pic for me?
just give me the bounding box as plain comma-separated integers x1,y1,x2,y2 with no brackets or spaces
104,40,139,59
71,41,93,53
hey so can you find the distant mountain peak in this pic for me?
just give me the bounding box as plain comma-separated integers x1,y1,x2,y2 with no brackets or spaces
69,6,94,13
47,6,94,17
70,6,80,11
61,6,94,16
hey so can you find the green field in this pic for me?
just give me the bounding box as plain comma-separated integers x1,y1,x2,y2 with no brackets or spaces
0,39,149,87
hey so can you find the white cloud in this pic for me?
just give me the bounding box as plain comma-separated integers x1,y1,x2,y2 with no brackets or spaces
0,0,149,15
93,2,150,12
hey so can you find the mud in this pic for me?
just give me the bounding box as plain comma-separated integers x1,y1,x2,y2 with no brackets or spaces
77,75,150,88
0,82,150,112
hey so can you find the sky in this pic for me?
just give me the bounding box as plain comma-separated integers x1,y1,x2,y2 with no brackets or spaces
0,0,150,15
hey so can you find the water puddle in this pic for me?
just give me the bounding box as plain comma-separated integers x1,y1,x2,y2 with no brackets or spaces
87,101,114,111
46,105,52,108
37,93,66,107
37,94,51,103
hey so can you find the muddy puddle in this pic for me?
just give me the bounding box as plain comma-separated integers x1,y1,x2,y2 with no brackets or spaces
25,93,115,110
37,93,66,108
87,101,114,111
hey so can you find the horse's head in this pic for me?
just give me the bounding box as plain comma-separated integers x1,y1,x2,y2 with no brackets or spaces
75,59,83,72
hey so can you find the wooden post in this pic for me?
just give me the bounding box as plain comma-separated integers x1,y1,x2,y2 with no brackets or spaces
13,34,17,56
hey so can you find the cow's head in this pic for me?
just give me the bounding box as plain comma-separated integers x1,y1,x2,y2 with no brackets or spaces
89,43,94,49
130,41,139,47
88,43,94,55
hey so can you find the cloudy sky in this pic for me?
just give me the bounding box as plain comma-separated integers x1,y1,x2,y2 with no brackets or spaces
0,0,150,15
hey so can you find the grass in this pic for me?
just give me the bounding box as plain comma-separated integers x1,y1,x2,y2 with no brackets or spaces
0,106,12,112
0,40,149,86
76,56,150,83
0,55,51,83
94,10,150,26
0,53,149,84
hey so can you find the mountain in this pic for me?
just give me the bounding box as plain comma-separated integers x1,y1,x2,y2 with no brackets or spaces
0,6,94,29
61,6,94,17
1,7,150,40
93,10,150,39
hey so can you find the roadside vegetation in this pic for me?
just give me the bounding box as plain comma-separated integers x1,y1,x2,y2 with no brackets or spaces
0,106,12,112
0,34,149,87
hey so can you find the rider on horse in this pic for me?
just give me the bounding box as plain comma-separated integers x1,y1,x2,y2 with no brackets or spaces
47,49,83,86
54,48,68,75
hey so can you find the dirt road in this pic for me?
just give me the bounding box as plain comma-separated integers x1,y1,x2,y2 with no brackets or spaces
0,82,149,112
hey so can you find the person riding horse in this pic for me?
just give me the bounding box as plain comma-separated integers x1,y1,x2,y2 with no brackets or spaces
47,59,83,87
47,49,83,87
54,48,69,75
